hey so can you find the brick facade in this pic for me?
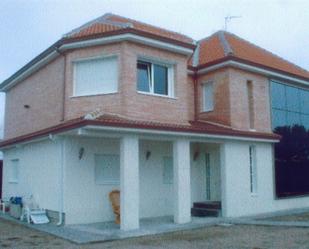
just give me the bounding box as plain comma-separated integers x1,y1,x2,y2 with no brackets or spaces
4,41,272,139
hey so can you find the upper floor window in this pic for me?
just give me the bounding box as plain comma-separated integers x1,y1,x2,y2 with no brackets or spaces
9,159,19,183
202,81,214,112
73,56,118,97
137,60,174,97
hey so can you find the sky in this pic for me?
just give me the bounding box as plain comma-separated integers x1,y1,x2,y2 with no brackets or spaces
0,0,308,139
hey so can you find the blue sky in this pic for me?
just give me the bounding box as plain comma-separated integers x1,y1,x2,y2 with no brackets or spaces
0,0,308,139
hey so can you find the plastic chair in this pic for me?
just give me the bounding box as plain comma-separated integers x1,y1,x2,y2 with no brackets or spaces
20,195,49,224
109,190,120,224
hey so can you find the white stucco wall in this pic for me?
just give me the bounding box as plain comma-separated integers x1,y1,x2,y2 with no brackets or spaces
222,141,309,217
64,138,176,224
2,139,62,211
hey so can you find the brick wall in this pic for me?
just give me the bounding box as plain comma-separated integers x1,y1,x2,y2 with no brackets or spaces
4,57,64,139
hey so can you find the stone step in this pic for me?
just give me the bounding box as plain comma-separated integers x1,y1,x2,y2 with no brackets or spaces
193,201,221,209
191,207,220,217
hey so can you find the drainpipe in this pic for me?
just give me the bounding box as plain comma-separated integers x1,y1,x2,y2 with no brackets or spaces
193,72,198,121
57,138,65,226
49,134,64,226
56,48,66,122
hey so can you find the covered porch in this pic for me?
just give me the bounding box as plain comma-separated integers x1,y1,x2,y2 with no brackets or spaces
62,126,223,231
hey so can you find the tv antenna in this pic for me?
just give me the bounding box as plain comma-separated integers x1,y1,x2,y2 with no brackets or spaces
224,15,242,31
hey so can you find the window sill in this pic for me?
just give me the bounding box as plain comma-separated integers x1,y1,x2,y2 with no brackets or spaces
137,91,177,99
200,110,214,114
9,181,18,184
251,193,258,197
70,92,118,98
95,181,120,185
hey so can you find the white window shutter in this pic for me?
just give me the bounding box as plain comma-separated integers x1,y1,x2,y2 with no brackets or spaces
74,56,118,96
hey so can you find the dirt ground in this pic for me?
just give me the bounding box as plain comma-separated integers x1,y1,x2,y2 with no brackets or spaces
1,218,309,249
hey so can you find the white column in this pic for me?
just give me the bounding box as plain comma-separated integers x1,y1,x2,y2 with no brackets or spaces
120,135,139,230
173,139,191,224
219,143,228,217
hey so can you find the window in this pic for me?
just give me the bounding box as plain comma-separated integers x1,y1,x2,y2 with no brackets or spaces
74,56,118,96
163,156,173,184
202,81,214,112
94,154,120,185
249,146,257,194
247,80,255,130
10,159,19,183
137,60,173,97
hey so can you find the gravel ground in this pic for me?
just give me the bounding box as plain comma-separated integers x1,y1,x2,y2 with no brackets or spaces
1,218,309,249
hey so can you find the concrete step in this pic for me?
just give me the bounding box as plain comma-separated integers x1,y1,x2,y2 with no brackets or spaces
191,207,220,217
193,201,221,209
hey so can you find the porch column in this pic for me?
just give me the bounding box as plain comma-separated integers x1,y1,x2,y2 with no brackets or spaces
120,135,139,230
173,139,191,224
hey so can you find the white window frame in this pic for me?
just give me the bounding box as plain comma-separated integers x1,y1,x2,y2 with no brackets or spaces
72,55,119,97
137,58,174,98
94,154,120,185
202,81,214,112
249,145,258,195
163,156,173,184
9,159,19,184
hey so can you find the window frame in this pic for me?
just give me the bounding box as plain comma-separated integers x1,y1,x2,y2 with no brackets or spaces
9,159,19,184
72,54,119,97
94,154,120,185
136,58,174,98
202,81,214,112
249,145,258,195
163,156,173,184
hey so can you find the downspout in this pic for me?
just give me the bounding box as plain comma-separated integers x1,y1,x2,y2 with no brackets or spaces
193,72,198,121
57,138,65,226
56,48,66,122
49,134,64,226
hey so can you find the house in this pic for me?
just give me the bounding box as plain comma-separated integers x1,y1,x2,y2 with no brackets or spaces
0,13,308,230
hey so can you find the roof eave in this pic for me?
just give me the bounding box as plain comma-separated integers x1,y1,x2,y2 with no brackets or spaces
0,29,196,92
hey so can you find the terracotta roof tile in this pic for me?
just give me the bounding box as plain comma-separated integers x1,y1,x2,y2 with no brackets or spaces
0,114,280,148
197,31,309,79
66,13,194,45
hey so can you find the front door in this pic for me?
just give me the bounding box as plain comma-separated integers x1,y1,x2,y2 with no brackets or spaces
205,153,211,200
0,161,3,199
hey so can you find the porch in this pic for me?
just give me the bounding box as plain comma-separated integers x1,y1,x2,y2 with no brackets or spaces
63,128,223,230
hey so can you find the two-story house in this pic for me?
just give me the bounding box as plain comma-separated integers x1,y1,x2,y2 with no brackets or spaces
0,13,308,230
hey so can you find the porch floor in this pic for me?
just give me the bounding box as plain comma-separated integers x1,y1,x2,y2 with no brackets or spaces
0,213,224,244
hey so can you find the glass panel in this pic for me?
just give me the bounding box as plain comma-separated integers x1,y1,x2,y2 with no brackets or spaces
272,109,286,129
300,90,309,114
203,82,214,111
271,81,286,109
137,61,151,92
163,157,173,184
286,111,301,127
286,85,300,112
153,64,168,95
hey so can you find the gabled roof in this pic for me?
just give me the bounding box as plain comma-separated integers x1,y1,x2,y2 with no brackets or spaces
64,13,194,45
0,114,280,149
194,31,309,80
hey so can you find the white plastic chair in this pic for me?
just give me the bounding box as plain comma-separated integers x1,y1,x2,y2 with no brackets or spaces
20,195,49,224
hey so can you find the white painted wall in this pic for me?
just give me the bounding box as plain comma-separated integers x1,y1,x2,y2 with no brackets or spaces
64,138,176,224
2,139,61,211
222,141,309,217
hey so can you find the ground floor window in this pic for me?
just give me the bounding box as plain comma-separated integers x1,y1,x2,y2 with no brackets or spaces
94,154,120,185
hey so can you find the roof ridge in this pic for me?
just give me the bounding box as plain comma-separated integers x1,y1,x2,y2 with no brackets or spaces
224,31,309,74
192,41,200,66
217,31,233,56
62,13,121,38
106,13,194,43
